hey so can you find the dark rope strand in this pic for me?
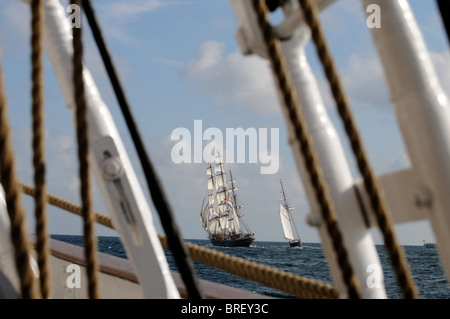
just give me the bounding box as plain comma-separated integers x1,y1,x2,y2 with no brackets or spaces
71,0,100,299
437,0,450,45
31,0,51,299
81,0,202,299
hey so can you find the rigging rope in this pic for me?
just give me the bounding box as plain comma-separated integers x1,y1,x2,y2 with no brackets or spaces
19,182,337,299
30,0,51,299
437,0,450,45
159,235,338,299
81,0,203,299
0,50,36,299
251,0,360,299
71,0,100,299
20,182,114,229
297,0,418,298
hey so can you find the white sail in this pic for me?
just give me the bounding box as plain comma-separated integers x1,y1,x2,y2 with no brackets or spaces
279,204,295,241
200,198,208,229
206,167,213,176
216,190,227,204
214,153,223,164
208,217,219,233
208,194,215,206
208,206,218,218
218,202,227,214
216,175,226,188
230,207,241,233
215,162,224,174
221,216,231,232
207,177,214,190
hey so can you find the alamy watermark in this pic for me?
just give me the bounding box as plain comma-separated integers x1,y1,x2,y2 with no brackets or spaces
366,264,383,289
170,120,279,175
366,4,381,29
66,264,81,289
67,4,81,28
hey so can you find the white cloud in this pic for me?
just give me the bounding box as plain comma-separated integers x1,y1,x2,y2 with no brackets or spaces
96,0,189,24
341,53,390,108
48,134,75,168
315,52,389,110
97,0,165,21
3,2,29,39
94,0,186,46
180,41,279,114
318,48,450,111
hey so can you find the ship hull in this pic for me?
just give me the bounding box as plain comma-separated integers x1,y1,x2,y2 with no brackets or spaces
289,240,301,247
210,235,254,247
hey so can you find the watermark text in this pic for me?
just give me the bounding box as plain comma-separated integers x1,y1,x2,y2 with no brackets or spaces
66,264,81,289
366,4,381,29
67,4,81,28
366,264,383,289
171,120,279,174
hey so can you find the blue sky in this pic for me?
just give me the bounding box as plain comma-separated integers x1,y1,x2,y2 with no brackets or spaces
0,0,449,245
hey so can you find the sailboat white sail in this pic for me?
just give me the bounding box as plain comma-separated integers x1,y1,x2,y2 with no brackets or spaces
278,180,302,247
279,204,295,241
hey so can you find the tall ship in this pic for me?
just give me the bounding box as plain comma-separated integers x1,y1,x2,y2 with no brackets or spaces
279,180,302,248
200,155,255,247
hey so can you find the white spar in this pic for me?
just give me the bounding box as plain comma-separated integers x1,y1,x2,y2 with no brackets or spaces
0,185,21,297
366,0,450,283
39,0,179,298
230,0,386,298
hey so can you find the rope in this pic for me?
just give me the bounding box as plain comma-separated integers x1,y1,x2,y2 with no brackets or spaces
19,182,337,299
0,49,36,299
251,0,360,299
19,182,114,229
81,0,203,299
30,0,51,299
159,235,338,299
437,0,450,45
297,0,418,298
71,0,100,299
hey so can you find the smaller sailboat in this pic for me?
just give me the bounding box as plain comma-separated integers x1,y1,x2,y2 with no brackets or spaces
278,180,302,248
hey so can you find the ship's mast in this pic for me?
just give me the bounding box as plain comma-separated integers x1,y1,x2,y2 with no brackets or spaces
229,170,239,213
215,154,230,235
229,169,253,235
280,179,288,209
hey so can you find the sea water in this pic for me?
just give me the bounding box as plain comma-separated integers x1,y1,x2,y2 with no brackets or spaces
52,235,450,299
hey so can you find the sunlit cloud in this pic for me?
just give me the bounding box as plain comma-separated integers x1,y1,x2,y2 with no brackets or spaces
181,41,279,114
